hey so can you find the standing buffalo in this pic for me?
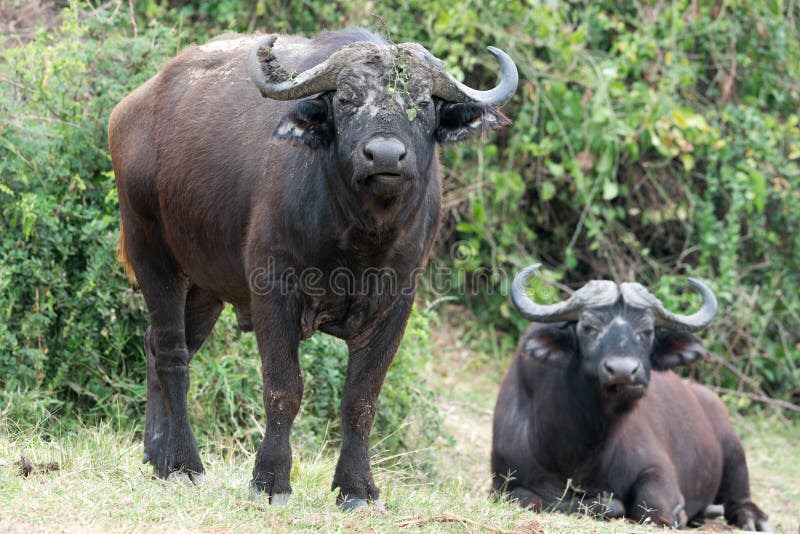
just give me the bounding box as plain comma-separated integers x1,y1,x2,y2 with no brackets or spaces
109,29,517,508
492,264,770,530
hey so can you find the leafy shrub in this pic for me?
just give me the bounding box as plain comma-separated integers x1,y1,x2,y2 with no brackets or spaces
1,7,178,425
2,0,798,443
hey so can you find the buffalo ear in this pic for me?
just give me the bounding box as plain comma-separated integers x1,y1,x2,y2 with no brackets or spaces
651,331,709,370
435,102,510,144
273,96,333,148
519,324,575,362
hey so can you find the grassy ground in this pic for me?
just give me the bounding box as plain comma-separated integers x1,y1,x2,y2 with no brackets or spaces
1,319,798,533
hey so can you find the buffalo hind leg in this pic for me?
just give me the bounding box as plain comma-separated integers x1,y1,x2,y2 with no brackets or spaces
124,223,205,483
250,292,303,504
332,297,414,510
143,285,223,480
717,436,771,532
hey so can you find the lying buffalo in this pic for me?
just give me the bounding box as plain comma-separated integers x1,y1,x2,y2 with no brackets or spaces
491,264,770,530
109,29,517,508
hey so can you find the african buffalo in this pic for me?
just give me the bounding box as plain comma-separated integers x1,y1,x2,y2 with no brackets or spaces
491,264,770,530
109,29,517,508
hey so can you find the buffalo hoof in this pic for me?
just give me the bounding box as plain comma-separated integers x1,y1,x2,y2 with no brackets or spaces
587,496,625,519
339,496,386,511
166,470,205,486
604,497,625,518
249,486,291,506
741,518,772,532
730,503,771,532
270,492,291,506
669,502,688,528
703,504,724,519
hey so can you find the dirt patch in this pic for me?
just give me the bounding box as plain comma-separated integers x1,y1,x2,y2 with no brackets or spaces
17,455,60,477
0,0,59,49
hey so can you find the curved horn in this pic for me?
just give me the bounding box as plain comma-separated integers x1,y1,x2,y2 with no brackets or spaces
249,35,361,100
400,44,518,105
619,279,718,332
511,264,620,323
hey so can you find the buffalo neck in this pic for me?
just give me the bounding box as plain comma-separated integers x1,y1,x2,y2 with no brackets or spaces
276,152,436,270
526,356,617,474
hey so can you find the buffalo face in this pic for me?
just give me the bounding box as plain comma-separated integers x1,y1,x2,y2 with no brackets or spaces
511,264,718,414
575,304,655,408
249,36,516,215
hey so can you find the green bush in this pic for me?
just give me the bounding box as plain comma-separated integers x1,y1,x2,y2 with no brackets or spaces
1,7,177,424
1,0,798,443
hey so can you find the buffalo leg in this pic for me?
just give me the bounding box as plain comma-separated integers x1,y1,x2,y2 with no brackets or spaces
503,484,625,518
143,326,168,469
717,437,771,531
628,467,687,527
123,224,204,481
143,285,222,474
332,296,414,509
250,293,303,503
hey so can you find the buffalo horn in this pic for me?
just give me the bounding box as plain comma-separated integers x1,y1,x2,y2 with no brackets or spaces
619,279,718,332
251,36,518,105
511,264,619,323
249,35,358,100
400,43,518,105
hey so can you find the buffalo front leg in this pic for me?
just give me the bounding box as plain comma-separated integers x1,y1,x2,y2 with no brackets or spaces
501,484,625,518
250,293,303,504
629,467,687,528
332,296,414,510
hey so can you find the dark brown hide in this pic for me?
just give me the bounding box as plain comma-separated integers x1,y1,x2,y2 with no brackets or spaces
110,29,513,506
491,322,770,530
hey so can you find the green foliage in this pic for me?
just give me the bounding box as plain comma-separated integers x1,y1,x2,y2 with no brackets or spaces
1,0,798,449
0,6,181,424
0,3,442,456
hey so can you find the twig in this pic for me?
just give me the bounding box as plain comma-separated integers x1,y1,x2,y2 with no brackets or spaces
707,385,800,414
128,0,137,37
719,37,737,105
397,512,515,533
708,353,768,398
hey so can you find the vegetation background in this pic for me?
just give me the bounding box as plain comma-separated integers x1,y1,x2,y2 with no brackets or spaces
0,0,799,531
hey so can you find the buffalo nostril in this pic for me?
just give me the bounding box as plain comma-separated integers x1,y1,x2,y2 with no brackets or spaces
364,137,406,168
603,358,640,379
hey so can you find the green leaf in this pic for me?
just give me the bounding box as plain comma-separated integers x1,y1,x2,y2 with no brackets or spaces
602,179,619,200
540,181,556,201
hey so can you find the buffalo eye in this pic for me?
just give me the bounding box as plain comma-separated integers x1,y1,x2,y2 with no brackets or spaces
336,86,361,108
637,328,654,343
579,323,600,337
